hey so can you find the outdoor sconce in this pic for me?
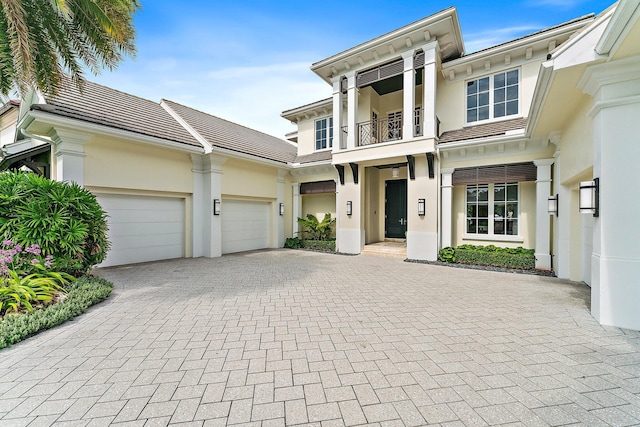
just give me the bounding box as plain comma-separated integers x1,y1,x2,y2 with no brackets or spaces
418,198,426,216
279,203,284,216
346,201,353,216
547,194,558,216
392,167,399,178
579,178,599,217
213,199,221,216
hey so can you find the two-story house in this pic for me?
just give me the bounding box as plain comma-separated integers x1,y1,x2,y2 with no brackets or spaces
283,1,640,330
1,0,638,330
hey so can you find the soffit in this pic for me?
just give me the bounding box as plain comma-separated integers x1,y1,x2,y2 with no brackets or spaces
529,66,591,140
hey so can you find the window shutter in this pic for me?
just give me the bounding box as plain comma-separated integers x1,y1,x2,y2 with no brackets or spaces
300,180,337,194
356,58,404,88
414,51,425,68
452,162,536,185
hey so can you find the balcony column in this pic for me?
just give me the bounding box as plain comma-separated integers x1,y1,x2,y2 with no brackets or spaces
421,40,439,139
534,159,554,270
346,71,358,149
441,168,454,248
331,76,343,152
402,51,415,139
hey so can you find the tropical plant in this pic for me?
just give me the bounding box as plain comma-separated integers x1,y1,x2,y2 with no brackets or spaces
0,266,71,315
438,246,456,263
0,275,112,348
297,213,335,241
0,171,110,275
0,0,140,97
284,237,301,249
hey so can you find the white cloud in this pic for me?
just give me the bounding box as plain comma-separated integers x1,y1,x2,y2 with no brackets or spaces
464,25,543,53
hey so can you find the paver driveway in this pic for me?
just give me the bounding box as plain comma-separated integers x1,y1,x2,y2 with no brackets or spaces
1,250,639,426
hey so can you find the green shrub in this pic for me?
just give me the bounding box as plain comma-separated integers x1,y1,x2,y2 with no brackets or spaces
0,171,110,275
438,246,456,263
297,213,335,241
454,244,535,269
0,276,113,349
284,237,301,249
301,239,336,252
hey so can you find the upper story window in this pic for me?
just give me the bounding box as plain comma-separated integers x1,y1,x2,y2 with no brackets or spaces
315,117,333,150
466,69,519,124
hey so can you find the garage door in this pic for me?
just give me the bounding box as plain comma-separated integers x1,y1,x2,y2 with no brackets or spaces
97,194,185,267
222,200,270,254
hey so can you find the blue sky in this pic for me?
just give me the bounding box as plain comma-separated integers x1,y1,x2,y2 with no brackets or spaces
91,0,613,139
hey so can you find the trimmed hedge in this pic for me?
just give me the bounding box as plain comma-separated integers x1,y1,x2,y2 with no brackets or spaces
438,244,535,270
284,238,336,252
0,276,113,349
301,239,336,252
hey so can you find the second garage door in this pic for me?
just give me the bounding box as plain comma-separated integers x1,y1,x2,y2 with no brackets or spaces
222,199,270,254
97,194,185,267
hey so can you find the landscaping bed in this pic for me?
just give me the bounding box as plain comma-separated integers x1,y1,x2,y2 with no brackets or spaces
0,275,113,349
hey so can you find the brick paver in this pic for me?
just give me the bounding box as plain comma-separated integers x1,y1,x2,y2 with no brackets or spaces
1,249,639,426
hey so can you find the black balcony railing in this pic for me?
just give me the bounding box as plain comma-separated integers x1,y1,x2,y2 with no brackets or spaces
356,115,403,146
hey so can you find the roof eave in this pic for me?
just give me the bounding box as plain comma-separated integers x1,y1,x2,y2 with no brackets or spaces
442,15,594,70
310,7,464,84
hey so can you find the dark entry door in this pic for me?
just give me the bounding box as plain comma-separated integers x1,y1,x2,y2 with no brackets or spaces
385,179,407,238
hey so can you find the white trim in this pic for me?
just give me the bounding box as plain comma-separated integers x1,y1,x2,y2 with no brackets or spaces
595,0,640,56
588,94,640,118
161,100,213,154
438,131,526,151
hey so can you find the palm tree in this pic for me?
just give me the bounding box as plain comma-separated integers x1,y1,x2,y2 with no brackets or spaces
0,0,140,97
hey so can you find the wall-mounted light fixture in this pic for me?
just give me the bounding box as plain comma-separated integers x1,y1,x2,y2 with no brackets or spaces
579,178,599,217
418,198,426,216
213,199,221,216
547,194,558,216
279,203,284,216
346,201,352,216
392,167,399,178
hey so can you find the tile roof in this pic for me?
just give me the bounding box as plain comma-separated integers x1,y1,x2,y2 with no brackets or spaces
294,151,333,164
0,100,20,116
162,99,297,164
39,76,202,148
439,118,527,144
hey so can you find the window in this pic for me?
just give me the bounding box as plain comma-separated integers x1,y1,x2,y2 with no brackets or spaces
466,69,519,123
315,117,333,150
466,183,519,236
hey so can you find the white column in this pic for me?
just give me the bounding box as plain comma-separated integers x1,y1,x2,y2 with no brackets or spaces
554,152,571,279
52,127,90,185
441,168,454,248
534,159,554,270
580,56,640,330
402,52,415,140
331,77,343,152
292,183,301,236
276,170,287,248
193,154,227,258
346,72,358,150
421,40,439,139
191,154,205,258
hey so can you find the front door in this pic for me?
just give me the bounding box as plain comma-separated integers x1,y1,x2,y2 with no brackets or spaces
385,179,407,238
